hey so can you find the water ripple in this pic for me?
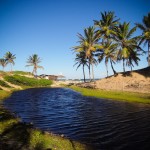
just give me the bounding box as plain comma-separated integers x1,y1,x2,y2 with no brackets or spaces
2,88,150,150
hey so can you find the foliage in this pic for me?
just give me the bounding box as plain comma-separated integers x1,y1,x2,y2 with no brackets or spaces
96,40,118,76
72,11,147,78
0,58,8,70
72,26,100,80
26,54,44,75
114,22,142,72
136,12,150,66
94,11,119,39
4,51,16,71
68,85,150,104
0,80,11,88
74,51,88,82
4,75,52,87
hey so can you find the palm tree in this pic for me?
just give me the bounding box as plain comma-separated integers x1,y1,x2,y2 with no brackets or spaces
4,51,16,72
136,13,150,66
114,22,142,73
94,11,119,41
72,26,99,81
96,40,118,77
74,51,88,82
0,58,8,71
126,50,140,71
26,54,44,76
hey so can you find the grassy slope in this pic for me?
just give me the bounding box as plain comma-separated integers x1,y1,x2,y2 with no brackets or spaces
68,85,150,104
0,73,89,150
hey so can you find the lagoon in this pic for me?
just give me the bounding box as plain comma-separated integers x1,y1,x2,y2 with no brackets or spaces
2,88,150,150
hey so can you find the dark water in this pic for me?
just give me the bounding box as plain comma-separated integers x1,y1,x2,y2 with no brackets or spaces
2,88,150,150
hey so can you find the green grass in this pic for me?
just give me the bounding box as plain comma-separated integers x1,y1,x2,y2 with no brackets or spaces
4,75,53,87
0,80,11,88
68,85,150,104
13,71,32,75
0,90,12,100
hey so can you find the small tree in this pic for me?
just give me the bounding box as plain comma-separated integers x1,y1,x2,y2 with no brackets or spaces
0,58,8,71
74,51,88,82
26,54,44,76
4,51,16,72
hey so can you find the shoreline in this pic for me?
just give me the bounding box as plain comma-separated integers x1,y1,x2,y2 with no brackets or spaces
66,85,150,104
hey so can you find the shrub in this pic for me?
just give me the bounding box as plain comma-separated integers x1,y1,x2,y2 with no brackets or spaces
4,75,52,87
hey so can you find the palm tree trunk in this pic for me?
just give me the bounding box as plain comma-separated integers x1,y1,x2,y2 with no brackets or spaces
131,66,132,71
88,61,91,81
110,59,116,75
123,58,125,73
83,64,86,82
10,64,12,72
106,63,108,77
32,67,35,75
91,63,95,81
148,42,150,66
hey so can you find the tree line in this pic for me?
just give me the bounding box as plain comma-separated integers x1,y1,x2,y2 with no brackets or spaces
72,11,150,82
0,52,43,75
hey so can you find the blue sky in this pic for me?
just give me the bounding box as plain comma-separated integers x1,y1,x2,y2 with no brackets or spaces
0,0,149,79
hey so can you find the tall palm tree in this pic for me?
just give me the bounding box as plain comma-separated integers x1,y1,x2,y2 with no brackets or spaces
114,22,142,73
26,54,44,76
136,13,150,66
72,26,99,81
74,51,88,82
96,40,118,77
94,11,119,41
4,51,16,72
0,58,8,71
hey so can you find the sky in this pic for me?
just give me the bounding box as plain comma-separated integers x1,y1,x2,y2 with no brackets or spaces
0,0,150,79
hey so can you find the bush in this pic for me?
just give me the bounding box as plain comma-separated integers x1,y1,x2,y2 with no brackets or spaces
4,75,52,87
0,80,11,88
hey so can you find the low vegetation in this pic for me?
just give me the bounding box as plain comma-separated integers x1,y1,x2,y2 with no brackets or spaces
4,75,52,87
13,71,32,75
68,85,150,104
0,90,12,100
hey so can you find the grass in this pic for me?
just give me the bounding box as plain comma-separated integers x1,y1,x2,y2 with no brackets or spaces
0,80,11,88
13,71,32,75
68,85,150,104
4,75,53,87
0,90,12,100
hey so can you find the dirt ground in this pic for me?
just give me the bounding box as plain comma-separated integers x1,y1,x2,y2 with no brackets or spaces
95,67,150,93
